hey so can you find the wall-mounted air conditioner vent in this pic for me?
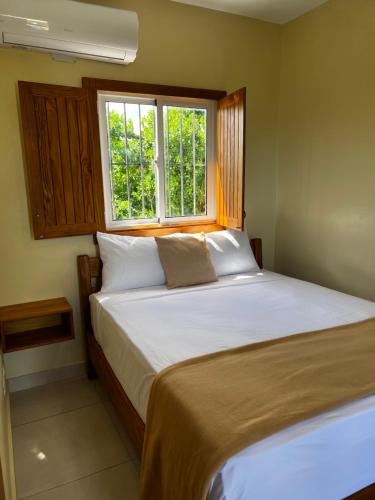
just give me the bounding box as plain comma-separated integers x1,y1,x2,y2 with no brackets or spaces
0,0,138,65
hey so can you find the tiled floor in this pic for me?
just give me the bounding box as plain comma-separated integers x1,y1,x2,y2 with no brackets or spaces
10,377,140,499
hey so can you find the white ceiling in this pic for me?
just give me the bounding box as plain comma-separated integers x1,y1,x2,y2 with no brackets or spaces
171,0,329,24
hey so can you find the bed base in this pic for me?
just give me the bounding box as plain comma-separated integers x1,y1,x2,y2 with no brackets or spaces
77,237,375,499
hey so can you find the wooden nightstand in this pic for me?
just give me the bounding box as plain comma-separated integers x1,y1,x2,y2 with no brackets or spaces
0,298,74,353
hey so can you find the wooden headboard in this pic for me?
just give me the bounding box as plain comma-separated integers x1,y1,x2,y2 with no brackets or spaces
77,237,262,333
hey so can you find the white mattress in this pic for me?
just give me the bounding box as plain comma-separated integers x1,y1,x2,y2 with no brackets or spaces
90,271,375,500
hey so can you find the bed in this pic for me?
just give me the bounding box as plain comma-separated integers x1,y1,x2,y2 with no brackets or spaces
78,235,375,500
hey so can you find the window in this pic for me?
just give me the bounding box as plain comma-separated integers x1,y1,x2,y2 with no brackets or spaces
19,78,245,239
98,94,216,228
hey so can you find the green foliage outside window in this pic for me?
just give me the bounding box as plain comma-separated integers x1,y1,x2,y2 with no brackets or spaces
107,102,207,221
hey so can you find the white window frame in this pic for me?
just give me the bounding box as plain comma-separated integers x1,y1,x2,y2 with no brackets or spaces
98,92,216,229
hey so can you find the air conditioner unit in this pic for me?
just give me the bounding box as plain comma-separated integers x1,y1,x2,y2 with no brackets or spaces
0,0,138,65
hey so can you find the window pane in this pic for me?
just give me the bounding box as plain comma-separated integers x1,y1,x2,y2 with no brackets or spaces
163,106,208,218
195,165,206,215
182,109,193,165
141,106,155,166
125,103,142,166
128,165,142,218
106,101,157,221
195,109,206,166
183,164,194,217
108,102,125,165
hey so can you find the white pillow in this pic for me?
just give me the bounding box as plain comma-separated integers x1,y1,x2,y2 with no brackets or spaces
97,232,165,292
205,229,260,276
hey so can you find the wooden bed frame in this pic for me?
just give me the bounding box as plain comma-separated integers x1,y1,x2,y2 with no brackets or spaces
77,235,374,499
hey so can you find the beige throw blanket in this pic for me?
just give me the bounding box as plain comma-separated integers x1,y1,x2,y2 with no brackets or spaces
140,318,375,500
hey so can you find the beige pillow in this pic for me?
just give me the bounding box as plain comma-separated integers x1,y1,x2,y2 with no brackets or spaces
155,235,218,289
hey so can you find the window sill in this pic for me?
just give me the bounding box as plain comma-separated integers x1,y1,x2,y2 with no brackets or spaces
105,220,223,237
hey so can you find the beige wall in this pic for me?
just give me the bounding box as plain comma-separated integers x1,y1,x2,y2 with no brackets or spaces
0,0,281,378
275,0,375,302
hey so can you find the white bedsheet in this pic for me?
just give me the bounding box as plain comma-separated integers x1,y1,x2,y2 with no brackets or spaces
90,271,375,500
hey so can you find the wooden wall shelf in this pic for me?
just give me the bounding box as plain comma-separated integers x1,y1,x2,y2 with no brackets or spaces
0,298,74,353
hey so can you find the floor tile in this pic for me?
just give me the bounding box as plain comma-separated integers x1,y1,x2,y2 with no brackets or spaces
92,378,110,402
93,378,139,461
102,398,139,461
13,403,129,499
23,462,139,500
131,459,140,478
10,377,99,427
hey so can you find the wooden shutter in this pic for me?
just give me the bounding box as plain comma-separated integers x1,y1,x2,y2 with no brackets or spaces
216,87,246,230
19,81,104,239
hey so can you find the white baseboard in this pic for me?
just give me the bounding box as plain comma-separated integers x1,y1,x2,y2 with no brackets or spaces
7,362,87,393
